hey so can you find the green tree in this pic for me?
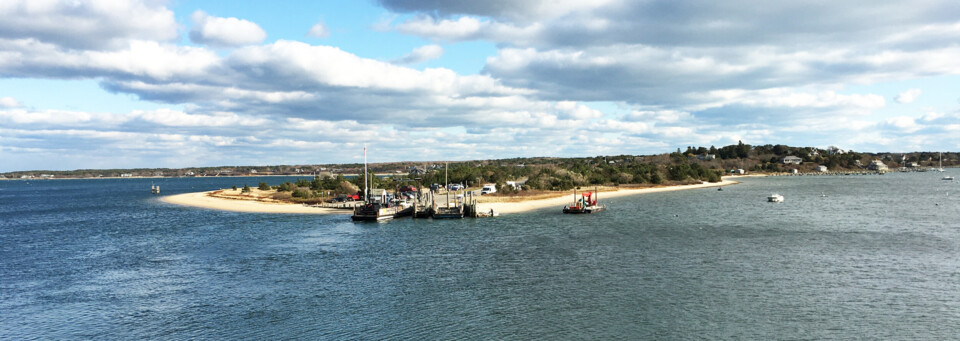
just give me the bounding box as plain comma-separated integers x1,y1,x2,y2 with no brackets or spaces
258,182,270,190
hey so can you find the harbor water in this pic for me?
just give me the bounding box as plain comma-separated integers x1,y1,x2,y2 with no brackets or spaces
2,171,958,339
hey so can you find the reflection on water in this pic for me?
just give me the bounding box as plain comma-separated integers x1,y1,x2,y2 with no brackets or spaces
2,172,959,339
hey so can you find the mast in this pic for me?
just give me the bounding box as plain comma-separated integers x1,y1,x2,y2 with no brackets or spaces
364,144,368,203
445,162,450,207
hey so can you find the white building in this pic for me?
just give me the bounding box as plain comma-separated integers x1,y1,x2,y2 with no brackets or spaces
868,160,888,171
782,156,803,164
816,165,828,172
697,154,716,161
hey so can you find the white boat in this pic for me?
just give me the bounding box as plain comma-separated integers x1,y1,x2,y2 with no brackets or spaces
944,176,955,181
767,193,784,203
937,152,945,172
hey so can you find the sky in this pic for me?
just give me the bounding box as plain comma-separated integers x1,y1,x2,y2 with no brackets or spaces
1,0,959,172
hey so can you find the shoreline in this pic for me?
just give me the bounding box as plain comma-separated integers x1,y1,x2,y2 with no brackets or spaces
161,177,746,215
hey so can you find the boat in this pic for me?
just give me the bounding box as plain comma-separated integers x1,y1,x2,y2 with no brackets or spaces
432,162,464,219
767,193,784,203
563,187,606,214
938,152,945,172
943,176,955,181
352,146,414,222
433,203,464,219
351,200,414,221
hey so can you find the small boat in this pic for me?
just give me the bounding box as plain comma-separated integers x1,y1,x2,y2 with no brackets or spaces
432,162,464,219
767,193,784,203
351,201,413,221
563,188,606,214
943,176,955,181
351,146,414,222
433,204,464,219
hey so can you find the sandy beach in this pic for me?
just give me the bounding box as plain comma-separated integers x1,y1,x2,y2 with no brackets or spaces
162,178,742,215
162,189,349,215
476,179,738,214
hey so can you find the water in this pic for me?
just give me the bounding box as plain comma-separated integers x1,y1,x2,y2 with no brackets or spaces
2,172,958,339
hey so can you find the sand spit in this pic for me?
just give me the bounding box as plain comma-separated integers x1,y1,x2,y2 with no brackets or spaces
161,178,742,215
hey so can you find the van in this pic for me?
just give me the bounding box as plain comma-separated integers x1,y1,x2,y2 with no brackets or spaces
480,184,497,195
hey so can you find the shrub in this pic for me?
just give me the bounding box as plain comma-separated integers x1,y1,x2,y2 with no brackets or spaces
292,188,313,198
276,182,294,192
258,182,270,190
242,184,251,193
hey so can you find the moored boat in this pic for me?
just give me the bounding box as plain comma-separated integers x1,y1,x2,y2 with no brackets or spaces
563,188,605,214
768,193,784,203
351,202,413,221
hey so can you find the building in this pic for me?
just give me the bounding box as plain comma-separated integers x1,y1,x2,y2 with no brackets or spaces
729,169,746,175
790,169,798,174
867,160,888,171
827,146,845,155
697,154,716,161
505,180,525,190
816,165,828,172
782,156,803,164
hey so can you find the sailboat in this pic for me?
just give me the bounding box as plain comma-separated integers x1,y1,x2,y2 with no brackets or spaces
433,162,464,219
351,146,413,222
938,152,945,172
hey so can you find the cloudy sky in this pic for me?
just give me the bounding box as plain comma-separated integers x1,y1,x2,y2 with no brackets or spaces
1,0,958,171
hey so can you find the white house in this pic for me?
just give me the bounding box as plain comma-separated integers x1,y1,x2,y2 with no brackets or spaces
505,180,525,190
816,165,828,172
697,154,716,161
868,160,888,171
782,156,803,164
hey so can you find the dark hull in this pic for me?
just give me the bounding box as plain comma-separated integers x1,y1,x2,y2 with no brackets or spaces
351,205,414,222
433,206,464,219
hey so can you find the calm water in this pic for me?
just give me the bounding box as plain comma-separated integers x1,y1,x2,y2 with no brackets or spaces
2,172,959,339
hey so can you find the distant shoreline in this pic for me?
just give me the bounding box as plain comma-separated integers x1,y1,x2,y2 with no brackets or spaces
161,177,750,215
0,173,391,181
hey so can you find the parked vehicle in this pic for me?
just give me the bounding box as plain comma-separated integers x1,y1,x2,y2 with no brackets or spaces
447,183,464,191
480,184,497,195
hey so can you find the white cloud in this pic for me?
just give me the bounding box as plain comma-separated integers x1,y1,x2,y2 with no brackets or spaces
895,88,922,103
0,0,178,50
307,20,330,38
189,10,267,47
131,109,270,127
391,44,444,64
0,96,20,108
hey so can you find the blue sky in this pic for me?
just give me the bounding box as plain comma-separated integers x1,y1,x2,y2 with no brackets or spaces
1,0,958,171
